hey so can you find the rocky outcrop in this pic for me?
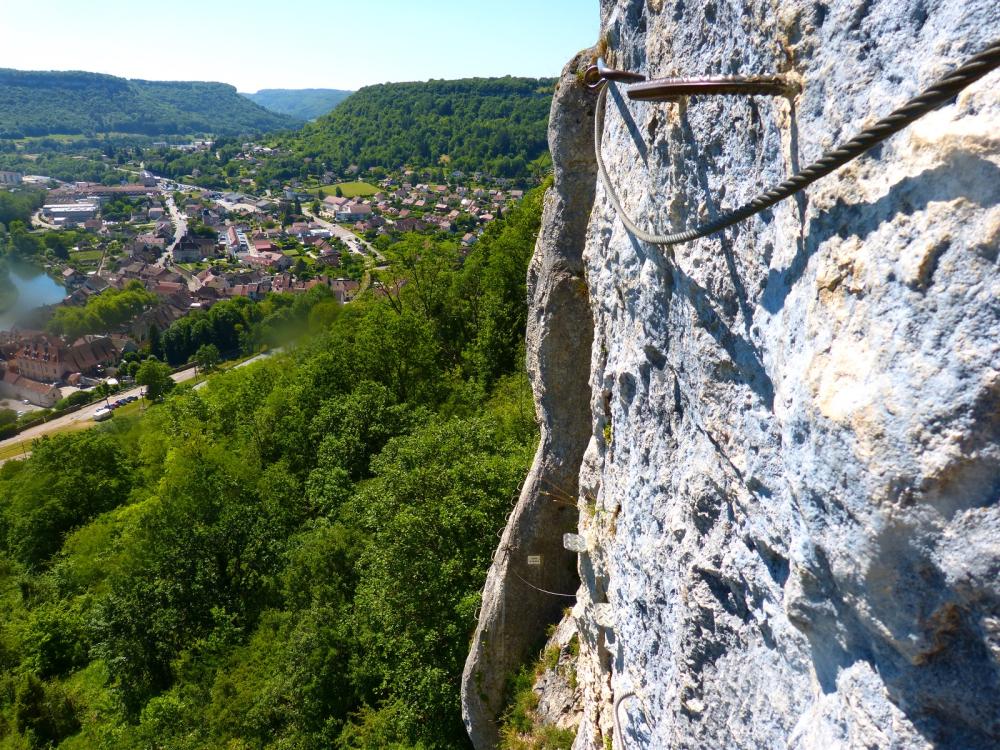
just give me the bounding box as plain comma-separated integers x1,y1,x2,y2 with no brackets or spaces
461,49,597,749
570,1,1000,748
466,2,999,747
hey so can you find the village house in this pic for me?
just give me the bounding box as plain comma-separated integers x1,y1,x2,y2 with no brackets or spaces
84,275,110,294
287,222,313,239
62,268,85,288
317,277,360,304
13,335,119,383
229,283,266,301
336,202,372,222
245,251,293,271
173,233,218,263
0,370,61,407
323,195,349,210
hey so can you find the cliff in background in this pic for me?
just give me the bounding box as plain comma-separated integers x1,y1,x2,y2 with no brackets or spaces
467,0,1000,747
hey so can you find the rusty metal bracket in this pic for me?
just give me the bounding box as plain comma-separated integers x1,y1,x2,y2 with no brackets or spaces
584,57,646,89
628,74,799,101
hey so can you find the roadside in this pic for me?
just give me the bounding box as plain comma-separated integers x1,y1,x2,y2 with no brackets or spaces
30,209,59,231
302,207,386,263
0,349,280,466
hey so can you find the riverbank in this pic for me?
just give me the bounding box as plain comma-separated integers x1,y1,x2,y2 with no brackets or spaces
0,261,65,331
0,271,18,315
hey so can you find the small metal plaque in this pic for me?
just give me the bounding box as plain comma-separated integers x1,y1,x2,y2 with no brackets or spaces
526,555,542,566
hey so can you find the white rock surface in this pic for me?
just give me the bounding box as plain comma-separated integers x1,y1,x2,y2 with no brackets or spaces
569,1,1000,748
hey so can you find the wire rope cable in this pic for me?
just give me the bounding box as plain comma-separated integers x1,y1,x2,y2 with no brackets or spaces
509,567,579,599
594,39,1000,246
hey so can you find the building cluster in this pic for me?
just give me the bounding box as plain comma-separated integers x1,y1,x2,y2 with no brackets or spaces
4,254,360,407
314,180,523,246
7,165,529,409
41,181,159,229
0,332,125,407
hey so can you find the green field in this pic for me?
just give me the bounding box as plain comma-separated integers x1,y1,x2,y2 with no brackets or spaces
70,249,103,262
312,181,379,198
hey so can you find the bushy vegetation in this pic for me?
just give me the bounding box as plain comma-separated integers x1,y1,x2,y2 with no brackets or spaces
0,189,45,228
243,88,353,121
0,69,300,138
46,281,158,339
498,635,579,750
158,288,341,366
275,77,555,180
0,186,546,749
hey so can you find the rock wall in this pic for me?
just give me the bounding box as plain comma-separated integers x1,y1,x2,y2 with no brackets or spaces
461,49,597,749
570,1,1000,748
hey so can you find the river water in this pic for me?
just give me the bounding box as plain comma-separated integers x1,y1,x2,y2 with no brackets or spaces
0,263,66,331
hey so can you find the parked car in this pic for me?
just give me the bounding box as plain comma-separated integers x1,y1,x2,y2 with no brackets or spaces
93,407,113,422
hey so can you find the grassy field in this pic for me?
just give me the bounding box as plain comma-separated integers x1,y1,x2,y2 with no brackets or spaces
70,249,103,262
312,181,379,198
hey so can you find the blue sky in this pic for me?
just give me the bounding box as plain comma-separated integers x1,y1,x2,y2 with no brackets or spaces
0,0,598,92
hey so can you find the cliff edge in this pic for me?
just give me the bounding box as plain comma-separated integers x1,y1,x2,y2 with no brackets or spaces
469,0,1000,748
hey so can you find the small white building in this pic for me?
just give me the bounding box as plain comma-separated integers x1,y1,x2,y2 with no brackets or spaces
43,202,99,225
335,202,372,222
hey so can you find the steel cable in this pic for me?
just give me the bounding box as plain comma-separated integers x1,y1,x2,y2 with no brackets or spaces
594,39,1000,246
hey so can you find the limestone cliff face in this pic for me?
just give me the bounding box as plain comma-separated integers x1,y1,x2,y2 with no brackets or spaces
468,1,1000,748
462,49,596,750
573,0,1000,747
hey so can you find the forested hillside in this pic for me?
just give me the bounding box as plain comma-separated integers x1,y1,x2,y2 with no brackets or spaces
0,69,301,138
243,89,353,120
0,187,545,749
279,77,555,179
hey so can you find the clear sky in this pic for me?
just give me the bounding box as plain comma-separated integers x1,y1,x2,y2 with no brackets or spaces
0,0,599,92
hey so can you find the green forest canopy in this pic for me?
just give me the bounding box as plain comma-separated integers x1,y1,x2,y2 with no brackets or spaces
46,282,158,339
276,76,555,180
0,185,547,750
0,69,301,138
242,89,354,121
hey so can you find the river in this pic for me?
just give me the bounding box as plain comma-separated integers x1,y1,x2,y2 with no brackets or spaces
0,263,66,331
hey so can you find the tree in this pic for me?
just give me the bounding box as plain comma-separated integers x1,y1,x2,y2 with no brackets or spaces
8,220,43,257
147,324,163,359
136,359,175,402
194,343,220,372
335,186,343,198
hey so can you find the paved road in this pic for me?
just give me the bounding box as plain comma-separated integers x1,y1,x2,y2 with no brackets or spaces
0,366,198,459
161,187,188,266
0,349,280,465
302,208,385,262
31,209,59,231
